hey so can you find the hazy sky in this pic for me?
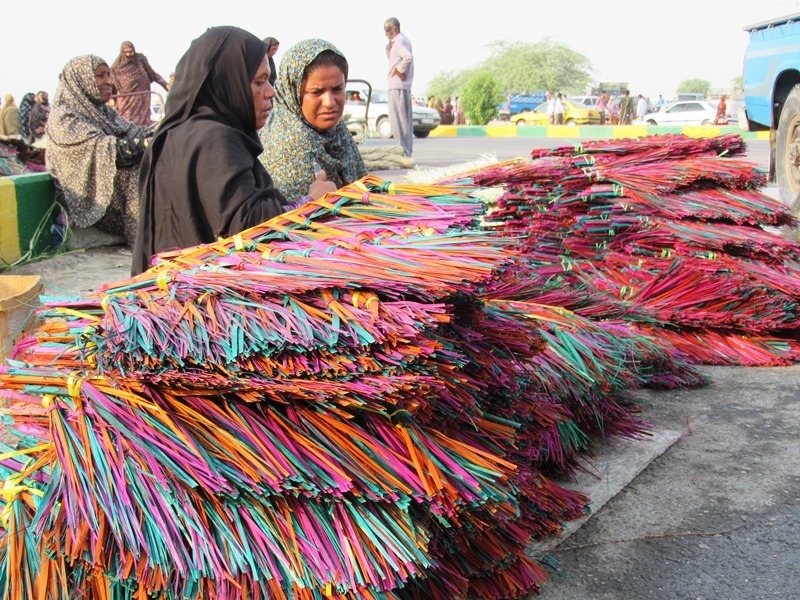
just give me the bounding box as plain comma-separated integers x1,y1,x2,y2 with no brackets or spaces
4,0,800,105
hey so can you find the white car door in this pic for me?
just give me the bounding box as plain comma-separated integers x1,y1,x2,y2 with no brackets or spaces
661,102,690,126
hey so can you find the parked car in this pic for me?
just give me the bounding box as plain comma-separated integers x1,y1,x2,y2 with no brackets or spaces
642,100,718,126
510,100,602,126
672,93,706,102
344,87,441,139
498,93,547,118
150,95,165,123
569,95,600,108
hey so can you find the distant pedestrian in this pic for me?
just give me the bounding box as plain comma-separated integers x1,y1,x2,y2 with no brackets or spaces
110,41,170,125
17,93,35,140
384,17,414,157
443,97,454,124
658,94,666,111
263,37,280,86
608,95,620,124
619,89,634,125
635,94,648,123
714,95,728,125
28,91,51,146
0,95,20,136
455,96,465,125
554,93,565,125
596,90,609,125
433,97,445,121
546,92,555,125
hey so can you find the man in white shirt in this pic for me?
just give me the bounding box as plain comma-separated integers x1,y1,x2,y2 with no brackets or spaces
384,17,414,157
554,93,565,125
636,94,649,123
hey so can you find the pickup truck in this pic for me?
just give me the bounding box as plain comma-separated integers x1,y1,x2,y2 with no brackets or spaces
743,12,800,203
498,93,547,119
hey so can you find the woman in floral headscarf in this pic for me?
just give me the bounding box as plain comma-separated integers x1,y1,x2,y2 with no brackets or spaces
46,55,153,245
260,38,365,204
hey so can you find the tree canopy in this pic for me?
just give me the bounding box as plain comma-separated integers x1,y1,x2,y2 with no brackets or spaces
427,39,593,99
677,79,712,95
461,71,504,126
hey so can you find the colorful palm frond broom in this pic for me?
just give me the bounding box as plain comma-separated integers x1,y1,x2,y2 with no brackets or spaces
2,134,794,598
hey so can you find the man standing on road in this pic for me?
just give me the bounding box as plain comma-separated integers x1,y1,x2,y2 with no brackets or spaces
384,17,414,157
635,94,648,123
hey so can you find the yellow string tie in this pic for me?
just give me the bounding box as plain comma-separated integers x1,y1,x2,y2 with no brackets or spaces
156,270,170,291
67,373,83,399
1,475,44,527
352,292,362,308
233,234,245,251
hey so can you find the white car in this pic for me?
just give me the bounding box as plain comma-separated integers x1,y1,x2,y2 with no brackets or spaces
569,95,599,108
345,88,441,139
643,100,718,126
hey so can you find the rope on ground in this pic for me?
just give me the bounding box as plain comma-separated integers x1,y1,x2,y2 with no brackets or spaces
359,146,415,171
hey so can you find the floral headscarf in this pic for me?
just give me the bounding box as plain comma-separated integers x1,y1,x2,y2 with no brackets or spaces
259,39,365,203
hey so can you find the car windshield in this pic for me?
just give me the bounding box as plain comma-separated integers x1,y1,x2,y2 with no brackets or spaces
668,102,703,113
371,89,389,104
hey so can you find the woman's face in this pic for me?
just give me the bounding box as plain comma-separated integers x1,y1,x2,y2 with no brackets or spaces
94,63,113,103
268,42,279,58
300,64,345,131
251,55,275,129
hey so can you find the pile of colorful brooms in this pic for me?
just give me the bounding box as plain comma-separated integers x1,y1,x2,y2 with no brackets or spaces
1,133,798,599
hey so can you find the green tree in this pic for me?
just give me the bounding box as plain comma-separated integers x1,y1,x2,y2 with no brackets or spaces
461,71,503,125
426,39,593,98
731,76,744,92
483,39,593,95
677,79,711,95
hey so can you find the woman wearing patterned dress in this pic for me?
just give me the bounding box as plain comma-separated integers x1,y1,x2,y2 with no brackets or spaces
46,55,154,245
110,41,170,125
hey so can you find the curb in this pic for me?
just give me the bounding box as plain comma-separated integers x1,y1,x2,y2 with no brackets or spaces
429,124,771,140
0,173,56,265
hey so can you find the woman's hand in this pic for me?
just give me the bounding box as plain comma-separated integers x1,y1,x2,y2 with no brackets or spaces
308,168,337,199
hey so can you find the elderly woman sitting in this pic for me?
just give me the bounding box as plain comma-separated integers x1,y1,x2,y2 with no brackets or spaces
260,39,366,204
46,55,153,246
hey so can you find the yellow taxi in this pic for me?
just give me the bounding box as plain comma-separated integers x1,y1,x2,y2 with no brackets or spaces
510,100,601,126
